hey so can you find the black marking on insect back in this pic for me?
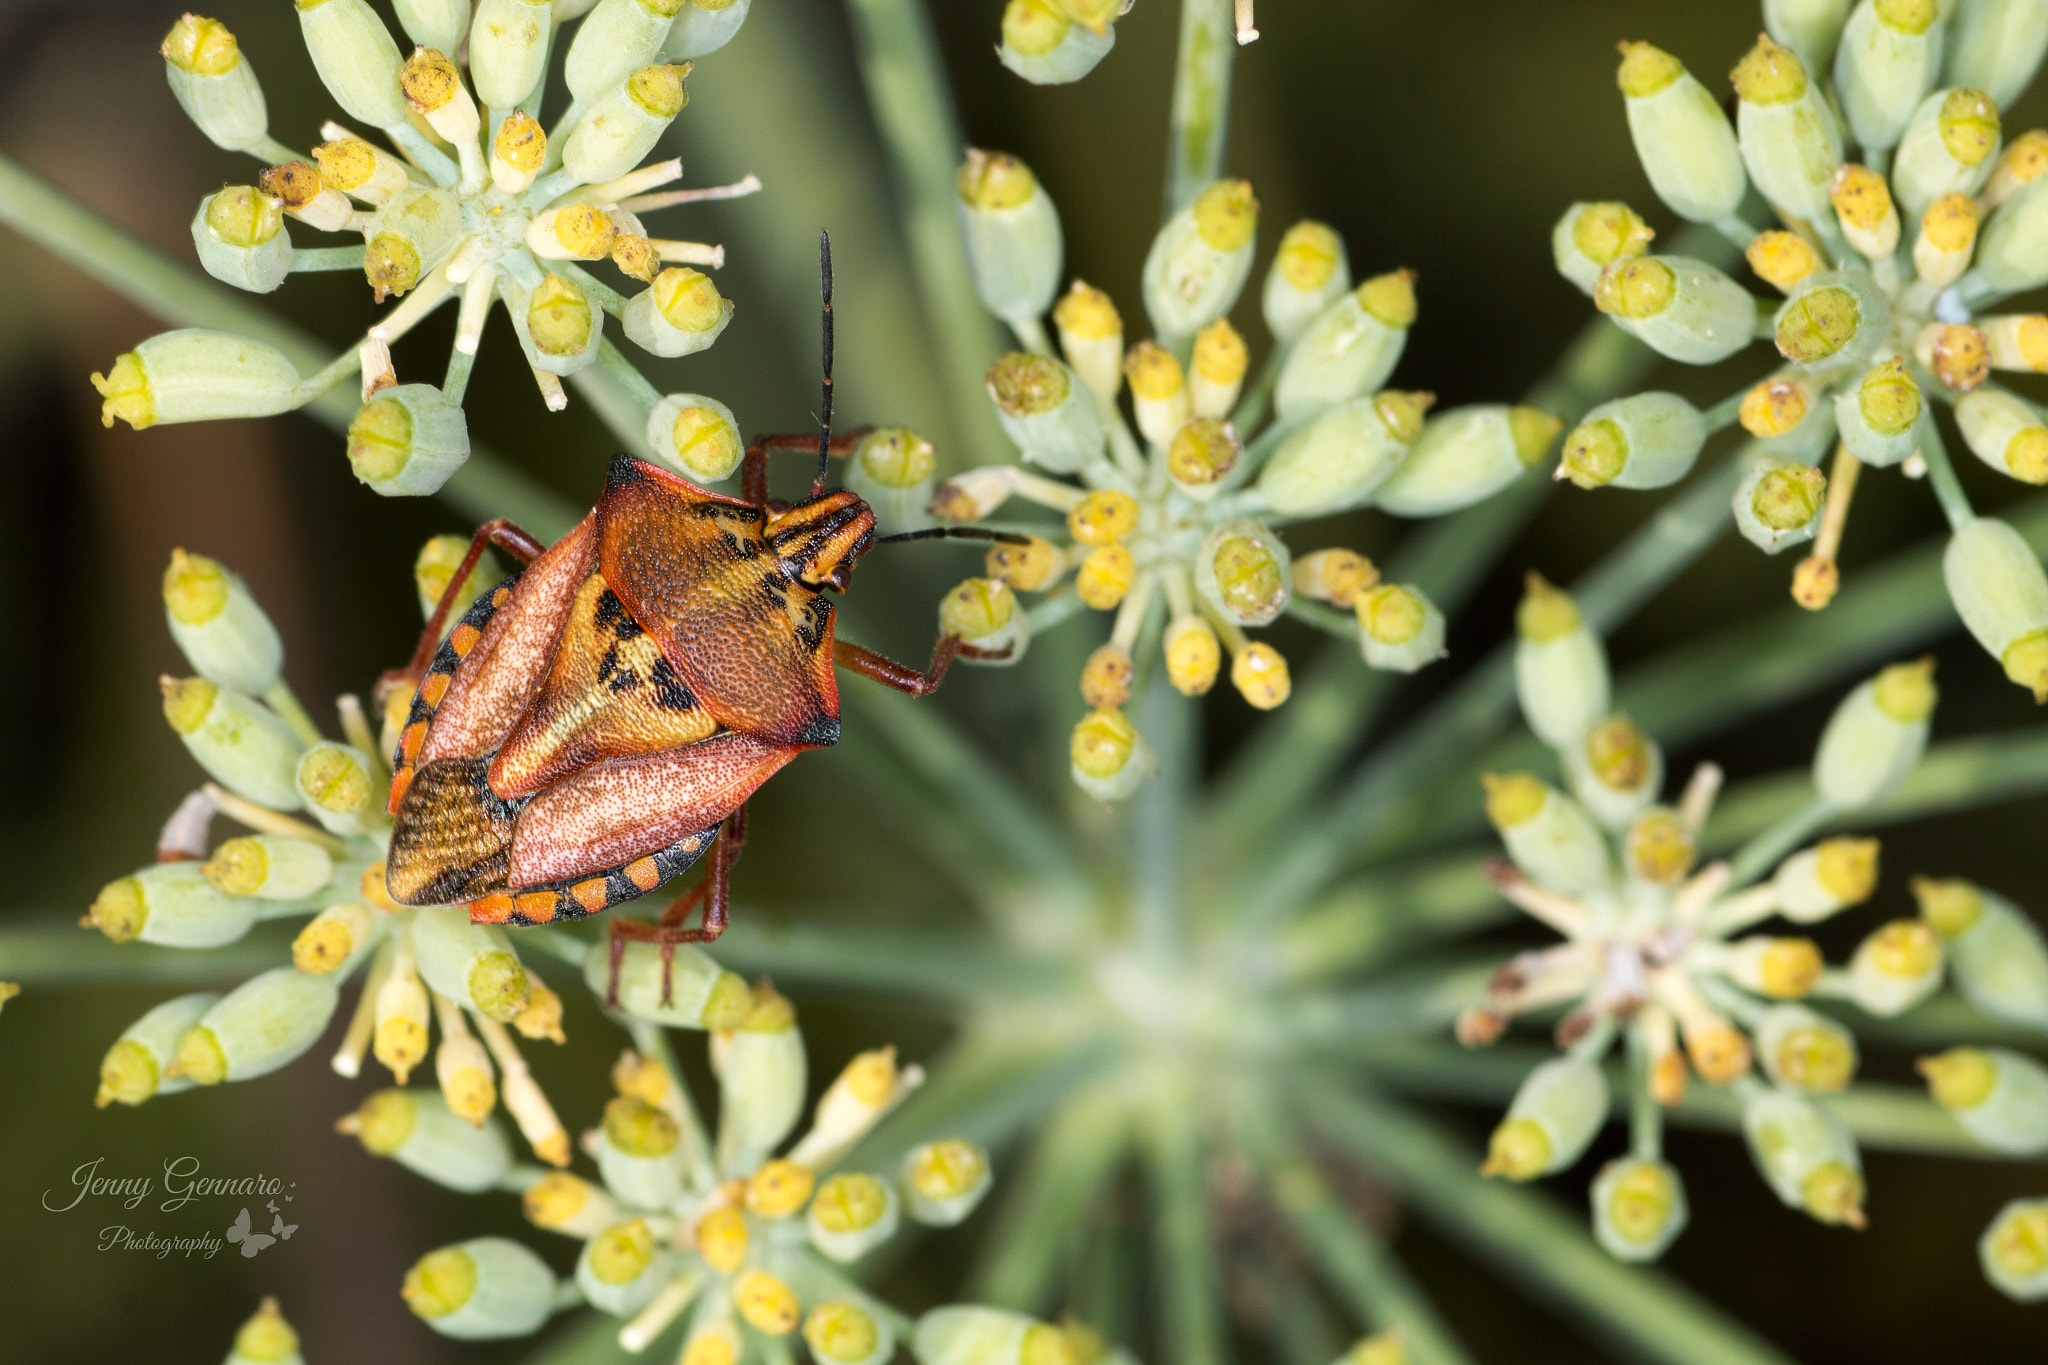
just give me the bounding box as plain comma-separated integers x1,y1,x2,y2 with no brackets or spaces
593,586,643,639
503,825,720,925
648,656,695,711
791,597,829,654
603,453,651,499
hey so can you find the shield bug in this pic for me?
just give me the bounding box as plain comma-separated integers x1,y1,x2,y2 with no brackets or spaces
378,235,1017,999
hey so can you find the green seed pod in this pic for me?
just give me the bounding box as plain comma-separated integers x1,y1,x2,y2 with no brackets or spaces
1593,256,1756,366
342,1088,515,1192
295,742,383,836
402,1237,557,1339
1263,220,1353,341
1980,1198,2048,1300
986,351,1105,473
171,966,341,1085
161,678,305,809
594,1094,686,1206
1945,0,2048,107
1617,43,1747,224
1375,404,1561,517
163,550,284,694
1734,453,1827,554
394,0,469,50
807,1172,902,1261
566,0,685,101
91,330,301,430
1071,707,1152,802
1483,772,1610,895
899,1139,992,1225
1141,179,1259,344
1559,392,1707,490
1551,201,1653,296
998,0,1115,85
1834,0,1946,153
1734,34,1846,222
161,15,269,153
1945,516,2048,699
1196,522,1291,627
915,1307,1069,1365
583,937,744,1028
940,577,1031,661
623,266,733,360
714,984,807,1173
348,384,471,496
804,1298,894,1365
1590,1156,1689,1262
563,63,688,186
1848,918,1946,1014
295,0,407,128
1922,1047,2048,1153
1767,0,1855,69
1773,837,1881,922
1835,356,1923,466
203,835,334,901
575,1219,671,1315
410,906,532,1022
512,274,604,376
1957,387,2048,484
666,0,753,60
1515,575,1611,750
1919,879,2048,1027
1259,391,1425,517
1274,270,1415,425
846,427,937,535
1482,1056,1608,1180
97,992,219,1107
1755,1003,1860,1093
957,150,1064,326
1741,1085,1867,1226
1969,174,2048,294
1814,659,1936,807
647,393,744,484
1356,582,1445,674
1568,715,1662,830
1891,87,2003,222
1773,270,1891,369
191,187,291,294
468,0,553,109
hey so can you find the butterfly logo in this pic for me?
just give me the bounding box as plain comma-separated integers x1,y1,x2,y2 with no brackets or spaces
225,1207,273,1258
270,1211,299,1241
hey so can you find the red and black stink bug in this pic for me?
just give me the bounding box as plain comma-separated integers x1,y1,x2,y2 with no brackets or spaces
376,234,1017,999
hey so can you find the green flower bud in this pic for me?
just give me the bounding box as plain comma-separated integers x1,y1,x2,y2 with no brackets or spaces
1814,659,1935,807
161,15,268,152
295,0,407,128
1891,87,2003,223
915,1307,1069,1365
91,330,301,430
1740,1086,1866,1227
1734,453,1827,554
203,835,334,901
1755,1003,1859,1093
846,427,937,534
162,677,306,809
340,1089,515,1192
1617,43,1747,223
1071,707,1152,802
402,1237,556,1339
567,0,686,101
410,906,531,1022
512,274,602,375
986,351,1105,473
98,993,219,1107
1259,391,1427,517
1835,356,1922,466
583,937,741,1027
163,550,284,693
1482,1056,1608,1180
563,63,689,186
313,136,410,207
1918,879,2048,1028
1356,582,1446,674
594,1094,686,1207
1590,1156,1688,1262
998,0,1115,85
1849,918,1946,1014
1552,202,1654,297
958,149,1064,325
394,0,469,52
1274,270,1415,425
1921,1047,2048,1153
292,902,380,975
363,187,463,300
576,1219,670,1315
1834,0,1945,153
646,393,743,484
1141,179,1259,344
1169,415,1241,497
1773,270,1891,369
1569,714,1661,830
468,0,553,109
666,0,753,60
1945,516,2048,699
623,265,733,359
1264,220,1353,341
1560,392,1706,490
225,1297,302,1365
1957,387,2048,485
805,1299,893,1365
1482,772,1610,894
1773,836,1881,922
1593,256,1756,366
296,742,383,836
1946,0,2048,107
191,187,291,294
1980,1198,2048,1300
1514,574,1610,750
1196,522,1291,627
900,1138,992,1225
348,384,471,496
807,1171,902,1261
1376,404,1561,516
1968,174,2048,294
940,577,1031,660
171,966,341,1085
1733,34,1846,222
715,982,807,1173
1766,0,1854,70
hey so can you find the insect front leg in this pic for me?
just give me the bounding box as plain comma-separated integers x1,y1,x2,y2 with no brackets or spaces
833,633,1005,697
376,519,546,708
739,430,873,510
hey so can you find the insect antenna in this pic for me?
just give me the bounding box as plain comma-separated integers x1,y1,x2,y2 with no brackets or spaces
875,526,1032,546
812,230,835,498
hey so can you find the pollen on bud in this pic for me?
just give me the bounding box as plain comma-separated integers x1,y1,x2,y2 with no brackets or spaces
1746,230,1820,292
1163,615,1222,695
528,274,595,358
1482,1117,1551,1180
1683,1021,1753,1085
163,13,239,75
903,1137,993,1224
1750,462,1827,532
1075,545,1135,610
490,110,546,193
1230,642,1290,710
1917,322,1991,392
1592,1157,1688,1262
292,903,375,974
1080,644,1133,708
735,1268,801,1335
1555,202,1654,294
1165,417,1240,493
806,1302,885,1365
1739,377,1813,437
1849,919,1945,1015
1625,808,1696,884
986,536,1060,590
1070,708,1149,800
1191,318,1248,416
1775,286,1864,366
1293,548,1378,608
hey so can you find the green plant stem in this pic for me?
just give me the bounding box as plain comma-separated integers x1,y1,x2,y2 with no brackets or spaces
291,245,367,271
1916,412,1975,529
1133,674,1194,966
1274,855,1503,982
1299,1082,1799,1365
1282,596,1359,641
1143,1069,1228,1365
693,915,1072,1002
840,0,1010,462
966,1080,1131,1310
1725,794,1832,887
1256,1264,1349,1365
0,912,295,986
1163,0,1237,217
571,338,662,460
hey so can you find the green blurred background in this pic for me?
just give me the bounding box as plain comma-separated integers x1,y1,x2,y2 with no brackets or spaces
0,0,2044,1360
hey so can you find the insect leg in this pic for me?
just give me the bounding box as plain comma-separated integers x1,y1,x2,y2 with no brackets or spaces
834,634,987,697
378,519,547,706
740,431,872,510
607,805,748,1006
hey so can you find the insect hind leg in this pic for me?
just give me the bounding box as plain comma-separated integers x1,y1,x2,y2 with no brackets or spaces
607,805,747,1007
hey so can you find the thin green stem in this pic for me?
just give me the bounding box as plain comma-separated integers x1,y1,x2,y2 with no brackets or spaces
1916,412,1974,529
1274,855,1503,982
260,680,326,747
254,137,304,166
1283,596,1359,642
1012,315,1053,355
965,1080,1131,1310
1724,793,1832,887
688,915,1071,1003
1163,0,1237,218
291,245,367,272
1229,343,1286,435
1700,388,1748,433
567,339,662,461
0,912,294,987
294,347,365,404
1142,1069,1228,1365
443,342,477,403
1133,672,1194,966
